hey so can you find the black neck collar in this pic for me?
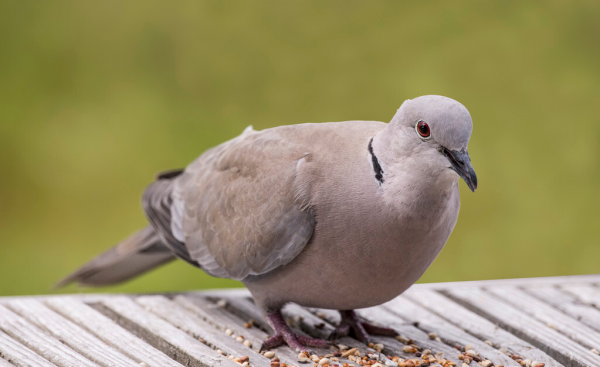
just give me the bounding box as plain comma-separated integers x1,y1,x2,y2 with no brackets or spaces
368,138,384,185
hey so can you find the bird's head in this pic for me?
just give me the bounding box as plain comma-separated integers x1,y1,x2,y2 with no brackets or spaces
376,95,477,192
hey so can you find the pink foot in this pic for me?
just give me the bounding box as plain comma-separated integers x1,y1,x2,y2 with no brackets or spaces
333,310,398,344
260,310,332,352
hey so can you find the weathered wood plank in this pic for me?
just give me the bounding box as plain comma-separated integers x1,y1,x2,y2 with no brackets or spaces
404,287,560,366
0,357,15,367
417,275,600,290
177,295,299,365
211,296,271,333
0,330,57,367
384,295,517,366
487,286,600,351
175,296,269,347
0,304,97,367
5,299,140,367
136,296,270,364
97,296,238,367
355,306,462,365
445,287,600,366
524,285,600,332
560,284,600,309
45,297,183,367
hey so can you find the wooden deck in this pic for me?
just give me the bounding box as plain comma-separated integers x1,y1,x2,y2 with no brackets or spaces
1,275,600,367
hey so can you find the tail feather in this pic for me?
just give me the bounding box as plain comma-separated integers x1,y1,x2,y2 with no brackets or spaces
56,226,175,288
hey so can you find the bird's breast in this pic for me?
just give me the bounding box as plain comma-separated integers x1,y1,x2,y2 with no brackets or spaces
245,180,460,311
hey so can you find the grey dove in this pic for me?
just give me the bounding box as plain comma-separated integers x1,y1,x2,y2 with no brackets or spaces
59,95,477,352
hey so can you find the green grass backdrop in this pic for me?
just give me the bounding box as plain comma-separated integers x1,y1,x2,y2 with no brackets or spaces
0,1,599,296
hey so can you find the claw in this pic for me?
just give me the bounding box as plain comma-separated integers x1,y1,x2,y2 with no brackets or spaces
335,310,398,345
263,310,331,352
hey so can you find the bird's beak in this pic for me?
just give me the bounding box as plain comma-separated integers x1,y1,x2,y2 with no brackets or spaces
443,148,478,192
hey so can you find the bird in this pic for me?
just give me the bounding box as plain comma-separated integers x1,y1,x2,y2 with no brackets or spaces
58,95,477,352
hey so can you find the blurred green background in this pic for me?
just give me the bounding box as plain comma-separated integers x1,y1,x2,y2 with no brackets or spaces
0,1,599,296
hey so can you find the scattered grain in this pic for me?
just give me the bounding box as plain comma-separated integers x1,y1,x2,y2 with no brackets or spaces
298,354,312,363
592,349,600,355
532,363,544,367
244,340,252,347
342,348,359,358
242,363,250,367
481,360,493,367
139,363,148,367
265,351,276,359
319,358,331,365
226,329,234,336
374,344,384,353
402,346,416,353
484,340,493,347
216,349,226,355
396,335,410,344
236,336,245,342
428,333,438,340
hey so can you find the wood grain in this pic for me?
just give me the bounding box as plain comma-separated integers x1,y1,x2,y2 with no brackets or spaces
97,296,238,367
446,287,600,367
5,299,139,367
45,297,183,367
0,330,57,367
404,287,560,366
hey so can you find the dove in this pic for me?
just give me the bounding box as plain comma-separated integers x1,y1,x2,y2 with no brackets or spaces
58,95,477,352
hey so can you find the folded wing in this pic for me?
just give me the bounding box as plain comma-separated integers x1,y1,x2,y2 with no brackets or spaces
171,127,316,280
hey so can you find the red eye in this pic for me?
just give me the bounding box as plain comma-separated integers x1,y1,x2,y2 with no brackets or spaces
416,121,430,138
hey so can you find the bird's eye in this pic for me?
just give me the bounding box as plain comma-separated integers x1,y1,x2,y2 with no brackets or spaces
416,121,431,139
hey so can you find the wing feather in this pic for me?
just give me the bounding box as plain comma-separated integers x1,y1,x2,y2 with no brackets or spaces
172,127,316,280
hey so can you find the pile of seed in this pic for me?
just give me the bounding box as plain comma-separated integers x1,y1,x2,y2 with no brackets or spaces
292,342,452,367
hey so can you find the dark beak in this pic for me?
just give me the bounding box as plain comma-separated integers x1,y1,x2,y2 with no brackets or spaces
443,148,478,192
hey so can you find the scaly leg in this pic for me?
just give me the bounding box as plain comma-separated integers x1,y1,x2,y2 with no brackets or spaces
333,310,398,344
260,310,332,352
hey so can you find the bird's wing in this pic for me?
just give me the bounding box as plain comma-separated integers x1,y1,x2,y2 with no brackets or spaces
171,126,316,280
